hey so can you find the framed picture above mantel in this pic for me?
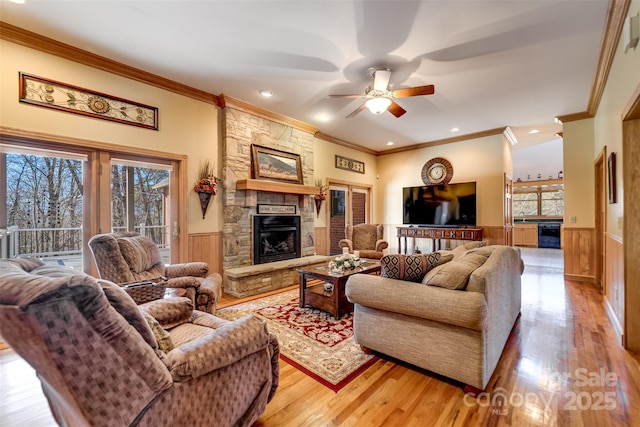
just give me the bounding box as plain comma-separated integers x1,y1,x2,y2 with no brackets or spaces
251,144,303,184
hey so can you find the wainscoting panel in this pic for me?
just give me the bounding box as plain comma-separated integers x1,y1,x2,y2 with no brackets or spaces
314,227,328,256
481,226,506,246
563,227,595,282
605,233,624,340
188,232,223,278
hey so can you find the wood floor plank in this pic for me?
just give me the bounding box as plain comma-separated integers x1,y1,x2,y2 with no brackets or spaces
1,250,639,426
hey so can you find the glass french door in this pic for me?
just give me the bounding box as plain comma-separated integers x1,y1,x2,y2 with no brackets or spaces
327,183,371,255
110,159,173,264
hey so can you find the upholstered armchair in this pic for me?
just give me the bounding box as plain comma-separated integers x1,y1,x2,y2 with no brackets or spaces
0,258,279,427
88,231,222,313
339,223,389,259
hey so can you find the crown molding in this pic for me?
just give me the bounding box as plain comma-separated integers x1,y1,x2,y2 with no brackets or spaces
313,132,378,156
0,22,220,107
556,111,595,123
219,94,318,135
378,127,507,156
587,0,631,116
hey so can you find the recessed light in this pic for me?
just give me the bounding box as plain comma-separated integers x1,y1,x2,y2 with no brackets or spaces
316,114,330,122
259,90,273,98
386,141,394,146
528,129,540,134
450,127,460,132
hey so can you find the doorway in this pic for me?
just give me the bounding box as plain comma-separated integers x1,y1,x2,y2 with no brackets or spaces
594,148,606,291
326,181,371,256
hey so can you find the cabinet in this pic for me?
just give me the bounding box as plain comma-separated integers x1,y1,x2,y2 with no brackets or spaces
396,227,484,254
514,223,538,247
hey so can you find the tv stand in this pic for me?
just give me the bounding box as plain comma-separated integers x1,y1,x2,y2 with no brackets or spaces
396,226,483,254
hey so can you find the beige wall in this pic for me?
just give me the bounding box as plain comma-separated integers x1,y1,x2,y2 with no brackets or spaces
0,39,222,234
312,138,378,227
594,0,640,238
376,134,507,251
562,119,596,228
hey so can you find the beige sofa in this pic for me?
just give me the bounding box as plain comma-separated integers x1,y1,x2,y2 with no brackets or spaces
345,245,522,390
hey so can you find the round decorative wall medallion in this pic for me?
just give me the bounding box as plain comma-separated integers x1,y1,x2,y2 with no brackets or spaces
421,157,453,185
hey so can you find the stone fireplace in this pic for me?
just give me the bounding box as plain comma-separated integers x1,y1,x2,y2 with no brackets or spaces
253,215,301,264
220,106,329,297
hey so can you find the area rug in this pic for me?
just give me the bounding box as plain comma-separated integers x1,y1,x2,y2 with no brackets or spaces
216,289,377,392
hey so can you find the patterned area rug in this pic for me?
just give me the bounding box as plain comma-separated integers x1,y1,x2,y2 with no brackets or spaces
216,289,377,392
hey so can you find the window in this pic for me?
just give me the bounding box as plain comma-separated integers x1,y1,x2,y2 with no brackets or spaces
1,132,187,272
513,181,564,218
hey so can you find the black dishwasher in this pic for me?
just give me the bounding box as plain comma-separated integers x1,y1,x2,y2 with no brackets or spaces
538,223,561,249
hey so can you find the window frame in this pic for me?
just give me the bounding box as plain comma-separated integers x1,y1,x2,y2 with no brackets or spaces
1,128,188,275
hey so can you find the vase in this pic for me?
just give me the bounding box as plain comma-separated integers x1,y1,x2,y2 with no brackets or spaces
198,191,212,219
314,197,323,218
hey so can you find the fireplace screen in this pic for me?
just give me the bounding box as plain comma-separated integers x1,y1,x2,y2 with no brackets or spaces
253,215,301,264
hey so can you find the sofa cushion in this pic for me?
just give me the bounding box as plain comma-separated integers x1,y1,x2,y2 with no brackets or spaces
463,240,488,250
422,247,493,290
117,236,162,273
381,252,441,282
99,279,158,348
140,297,194,329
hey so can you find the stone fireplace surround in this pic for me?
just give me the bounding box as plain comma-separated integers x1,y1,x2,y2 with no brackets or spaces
221,107,331,297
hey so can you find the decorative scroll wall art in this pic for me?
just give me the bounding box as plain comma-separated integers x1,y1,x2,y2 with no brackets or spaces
335,155,365,174
19,72,158,130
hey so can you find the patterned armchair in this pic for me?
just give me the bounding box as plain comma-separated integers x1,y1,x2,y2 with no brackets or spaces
338,223,389,259
0,258,279,427
89,232,221,313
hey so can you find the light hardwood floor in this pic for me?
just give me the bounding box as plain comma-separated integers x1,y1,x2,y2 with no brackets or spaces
1,248,639,426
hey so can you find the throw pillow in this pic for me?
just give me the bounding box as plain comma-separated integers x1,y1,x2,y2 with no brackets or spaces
381,252,441,282
422,249,492,290
142,311,174,353
117,236,162,273
463,240,488,250
435,251,455,266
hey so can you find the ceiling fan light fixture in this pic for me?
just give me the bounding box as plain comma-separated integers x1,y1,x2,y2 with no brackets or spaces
365,97,392,114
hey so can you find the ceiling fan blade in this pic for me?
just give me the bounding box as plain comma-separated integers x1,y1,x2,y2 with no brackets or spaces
387,101,407,118
327,94,365,99
392,85,435,98
346,103,367,119
373,69,391,91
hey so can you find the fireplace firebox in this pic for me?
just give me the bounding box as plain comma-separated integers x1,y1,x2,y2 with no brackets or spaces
253,215,301,264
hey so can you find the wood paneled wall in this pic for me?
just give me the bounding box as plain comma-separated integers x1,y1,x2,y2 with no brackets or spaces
481,226,506,246
563,227,595,283
605,233,624,341
314,227,328,256
188,232,223,278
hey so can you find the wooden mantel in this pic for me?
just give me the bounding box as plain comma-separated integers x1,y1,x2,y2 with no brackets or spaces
236,179,319,195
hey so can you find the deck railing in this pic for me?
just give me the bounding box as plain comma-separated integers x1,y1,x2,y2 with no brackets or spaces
1,225,170,259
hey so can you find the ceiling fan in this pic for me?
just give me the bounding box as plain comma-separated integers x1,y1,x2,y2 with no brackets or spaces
327,67,435,118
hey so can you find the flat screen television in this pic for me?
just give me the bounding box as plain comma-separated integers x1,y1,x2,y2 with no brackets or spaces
402,182,477,227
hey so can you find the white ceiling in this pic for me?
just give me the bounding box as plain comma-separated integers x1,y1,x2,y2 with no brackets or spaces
0,0,609,153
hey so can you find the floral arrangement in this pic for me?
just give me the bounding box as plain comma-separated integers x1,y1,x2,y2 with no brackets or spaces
329,253,362,272
314,178,327,201
193,160,220,195
194,177,218,194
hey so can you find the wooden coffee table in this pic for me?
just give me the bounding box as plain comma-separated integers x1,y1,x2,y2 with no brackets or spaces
297,259,381,318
